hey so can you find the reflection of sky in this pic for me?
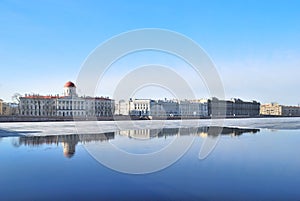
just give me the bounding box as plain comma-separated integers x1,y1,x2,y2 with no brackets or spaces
0,129,300,200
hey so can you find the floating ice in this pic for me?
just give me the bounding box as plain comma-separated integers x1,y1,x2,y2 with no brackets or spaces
0,117,300,137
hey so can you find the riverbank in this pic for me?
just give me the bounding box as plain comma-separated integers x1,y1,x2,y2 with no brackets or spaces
1,117,300,137
1,115,299,123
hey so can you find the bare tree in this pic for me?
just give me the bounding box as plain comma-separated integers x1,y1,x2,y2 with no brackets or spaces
12,93,22,103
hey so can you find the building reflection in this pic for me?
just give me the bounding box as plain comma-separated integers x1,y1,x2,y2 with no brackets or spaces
17,133,114,158
17,127,259,158
117,126,260,139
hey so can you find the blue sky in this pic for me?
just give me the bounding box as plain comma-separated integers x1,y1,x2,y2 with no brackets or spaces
0,0,299,104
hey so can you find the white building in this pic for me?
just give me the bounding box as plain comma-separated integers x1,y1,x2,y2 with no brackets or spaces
115,98,209,118
128,99,153,116
114,99,130,115
115,99,180,117
19,81,114,118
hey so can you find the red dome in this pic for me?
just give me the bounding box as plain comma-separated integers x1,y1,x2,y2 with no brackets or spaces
64,81,76,88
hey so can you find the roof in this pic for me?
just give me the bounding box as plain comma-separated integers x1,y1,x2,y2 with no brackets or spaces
64,81,76,88
22,95,59,99
21,95,112,101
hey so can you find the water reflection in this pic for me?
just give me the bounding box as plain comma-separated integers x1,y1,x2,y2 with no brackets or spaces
13,127,259,158
17,133,114,158
118,127,260,139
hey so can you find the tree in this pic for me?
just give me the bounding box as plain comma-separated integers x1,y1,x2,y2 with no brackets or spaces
12,93,22,103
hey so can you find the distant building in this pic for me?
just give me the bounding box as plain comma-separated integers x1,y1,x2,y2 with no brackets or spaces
117,98,260,118
151,99,179,117
115,98,209,118
260,103,300,116
128,99,153,116
115,99,131,115
0,99,19,116
115,99,180,117
260,103,281,116
281,106,300,116
19,81,114,118
0,99,3,115
179,99,208,117
2,102,19,116
208,98,260,117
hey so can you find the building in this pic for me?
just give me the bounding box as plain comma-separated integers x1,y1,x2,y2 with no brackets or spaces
0,99,19,116
115,97,260,118
208,98,260,117
128,99,153,116
115,99,180,117
207,97,227,117
115,98,208,118
260,103,281,116
260,103,300,116
19,81,115,118
2,102,19,116
179,99,208,117
115,99,131,115
0,99,3,115
229,98,260,117
151,99,179,117
281,106,300,116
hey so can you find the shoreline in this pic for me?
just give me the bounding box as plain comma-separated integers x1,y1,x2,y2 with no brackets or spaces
1,117,300,137
1,115,300,123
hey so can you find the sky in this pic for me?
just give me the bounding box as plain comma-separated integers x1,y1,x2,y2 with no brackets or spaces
0,0,299,105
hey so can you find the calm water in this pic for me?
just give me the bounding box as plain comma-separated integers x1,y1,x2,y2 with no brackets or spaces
1,125,300,200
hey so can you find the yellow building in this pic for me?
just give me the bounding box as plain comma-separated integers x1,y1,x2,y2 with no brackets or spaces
260,103,300,116
260,103,282,116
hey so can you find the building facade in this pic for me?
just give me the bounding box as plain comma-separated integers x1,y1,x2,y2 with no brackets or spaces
115,99,180,117
208,98,260,117
115,99,131,116
0,99,3,115
0,99,19,116
260,103,281,116
281,106,300,116
179,99,208,117
260,103,300,116
151,99,179,117
2,102,19,115
19,81,114,118
115,98,208,118
128,99,153,116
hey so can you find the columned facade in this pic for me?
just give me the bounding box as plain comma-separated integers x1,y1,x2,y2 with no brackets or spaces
19,81,114,118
